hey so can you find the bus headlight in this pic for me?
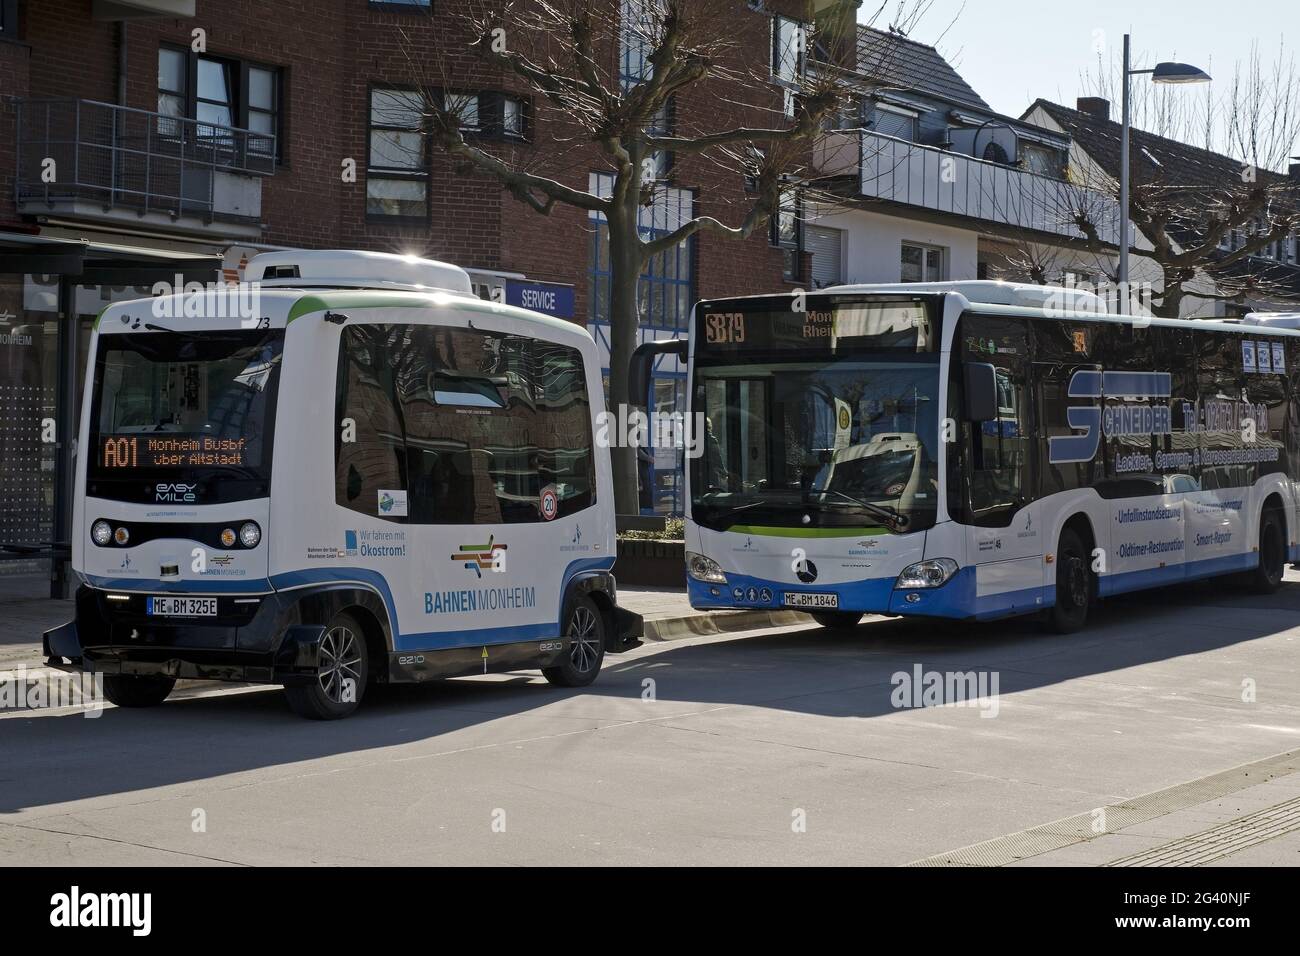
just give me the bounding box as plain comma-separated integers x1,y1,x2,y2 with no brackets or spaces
686,551,727,584
239,522,262,548
91,520,112,547
895,558,958,589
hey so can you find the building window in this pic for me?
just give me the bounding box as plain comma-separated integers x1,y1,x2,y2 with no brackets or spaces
1,0,20,39
901,242,945,282
588,173,695,332
369,0,431,10
772,15,806,85
502,96,525,137
870,105,916,141
444,92,480,131
439,90,529,140
367,87,427,219
620,0,655,90
773,188,802,281
1020,142,1063,177
157,46,283,161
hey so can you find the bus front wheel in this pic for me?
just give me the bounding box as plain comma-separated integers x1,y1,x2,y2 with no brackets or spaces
102,674,175,708
1047,529,1092,634
811,611,863,630
284,612,369,720
543,595,606,688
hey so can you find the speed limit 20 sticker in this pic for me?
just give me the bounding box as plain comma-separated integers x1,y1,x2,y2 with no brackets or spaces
540,486,559,520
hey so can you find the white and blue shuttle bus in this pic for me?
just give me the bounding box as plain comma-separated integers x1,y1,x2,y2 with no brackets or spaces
44,251,641,719
635,282,1298,632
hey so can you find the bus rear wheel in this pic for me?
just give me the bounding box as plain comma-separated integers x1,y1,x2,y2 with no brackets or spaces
1047,528,1092,634
1249,510,1286,594
284,612,368,720
102,674,175,708
543,595,606,688
811,611,863,630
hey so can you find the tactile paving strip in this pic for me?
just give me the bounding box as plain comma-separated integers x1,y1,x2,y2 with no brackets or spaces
907,748,1300,867
1105,795,1300,867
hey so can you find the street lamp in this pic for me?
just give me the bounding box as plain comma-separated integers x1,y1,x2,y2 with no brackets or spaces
1118,35,1212,292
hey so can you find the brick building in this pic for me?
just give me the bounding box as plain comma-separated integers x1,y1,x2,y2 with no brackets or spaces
0,0,840,595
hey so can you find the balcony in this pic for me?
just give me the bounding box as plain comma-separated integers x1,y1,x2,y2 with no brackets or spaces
13,98,275,238
816,130,1123,247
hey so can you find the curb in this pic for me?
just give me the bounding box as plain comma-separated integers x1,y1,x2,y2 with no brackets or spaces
642,608,813,641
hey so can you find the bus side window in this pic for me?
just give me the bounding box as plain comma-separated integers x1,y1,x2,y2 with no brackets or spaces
963,316,1032,527
398,327,597,525
335,326,407,519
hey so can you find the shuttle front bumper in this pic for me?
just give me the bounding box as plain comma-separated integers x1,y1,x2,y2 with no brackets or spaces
42,585,329,685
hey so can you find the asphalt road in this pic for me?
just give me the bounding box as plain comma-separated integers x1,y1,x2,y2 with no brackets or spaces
3,573,1300,866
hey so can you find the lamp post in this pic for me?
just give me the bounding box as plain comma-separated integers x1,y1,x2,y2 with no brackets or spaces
1119,34,1212,294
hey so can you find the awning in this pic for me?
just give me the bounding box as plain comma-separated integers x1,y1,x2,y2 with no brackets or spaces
0,231,220,283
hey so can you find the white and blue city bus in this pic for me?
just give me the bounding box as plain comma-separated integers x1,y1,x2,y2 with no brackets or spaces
43,251,641,719
634,281,1298,632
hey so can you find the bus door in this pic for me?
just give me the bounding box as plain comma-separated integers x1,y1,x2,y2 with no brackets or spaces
961,316,1044,611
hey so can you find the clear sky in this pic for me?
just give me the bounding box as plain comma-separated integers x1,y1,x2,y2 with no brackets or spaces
865,0,1298,156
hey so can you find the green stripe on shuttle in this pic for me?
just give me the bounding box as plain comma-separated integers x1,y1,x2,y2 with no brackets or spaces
728,524,891,538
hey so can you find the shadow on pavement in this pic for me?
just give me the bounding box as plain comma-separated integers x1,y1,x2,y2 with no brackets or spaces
0,575,1291,812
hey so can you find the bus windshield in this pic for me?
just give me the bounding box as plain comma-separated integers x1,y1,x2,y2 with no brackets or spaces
691,356,941,532
87,329,284,504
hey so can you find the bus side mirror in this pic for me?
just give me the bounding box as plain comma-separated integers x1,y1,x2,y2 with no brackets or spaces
629,339,688,410
964,362,998,422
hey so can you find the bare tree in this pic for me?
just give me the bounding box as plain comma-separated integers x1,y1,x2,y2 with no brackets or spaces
992,46,1300,317
389,0,925,513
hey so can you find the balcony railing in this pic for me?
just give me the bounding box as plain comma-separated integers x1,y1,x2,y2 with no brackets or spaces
13,97,275,225
818,130,1123,247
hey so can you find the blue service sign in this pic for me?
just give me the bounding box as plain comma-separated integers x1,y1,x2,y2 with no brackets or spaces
506,279,575,319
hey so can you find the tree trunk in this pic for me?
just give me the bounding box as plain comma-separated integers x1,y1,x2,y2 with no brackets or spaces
606,187,645,517
1154,269,1184,318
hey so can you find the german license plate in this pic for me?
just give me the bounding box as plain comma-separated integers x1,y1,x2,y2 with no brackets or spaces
147,597,217,617
784,592,838,609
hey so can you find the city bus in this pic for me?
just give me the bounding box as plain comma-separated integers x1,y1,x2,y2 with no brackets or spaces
43,250,642,719
633,281,1298,632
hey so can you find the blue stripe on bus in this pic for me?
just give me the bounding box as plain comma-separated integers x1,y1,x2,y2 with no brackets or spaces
88,556,615,653
690,547,1271,623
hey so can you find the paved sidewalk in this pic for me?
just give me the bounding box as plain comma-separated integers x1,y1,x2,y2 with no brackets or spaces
0,598,73,669
0,588,806,673
619,586,815,640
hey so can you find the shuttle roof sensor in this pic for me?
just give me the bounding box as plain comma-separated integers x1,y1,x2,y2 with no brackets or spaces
244,250,474,295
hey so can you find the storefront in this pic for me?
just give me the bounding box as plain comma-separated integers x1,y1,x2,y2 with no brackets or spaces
0,232,219,600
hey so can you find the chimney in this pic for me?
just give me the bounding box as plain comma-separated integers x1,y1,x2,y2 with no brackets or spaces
1077,97,1111,122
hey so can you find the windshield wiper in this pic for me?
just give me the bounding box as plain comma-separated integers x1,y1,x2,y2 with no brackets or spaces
811,488,910,531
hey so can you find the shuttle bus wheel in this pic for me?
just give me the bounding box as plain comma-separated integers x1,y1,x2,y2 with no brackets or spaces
1046,528,1092,634
285,612,368,720
102,674,176,708
811,611,863,630
543,595,606,688
1249,510,1285,594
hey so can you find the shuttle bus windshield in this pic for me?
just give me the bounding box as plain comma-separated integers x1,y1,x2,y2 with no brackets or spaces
87,329,284,504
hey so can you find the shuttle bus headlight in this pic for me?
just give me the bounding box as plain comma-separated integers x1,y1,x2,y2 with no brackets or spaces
113,526,130,546
686,551,727,584
239,522,262,549
895,558,958,590
220,528,238,548
91,520,112,547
